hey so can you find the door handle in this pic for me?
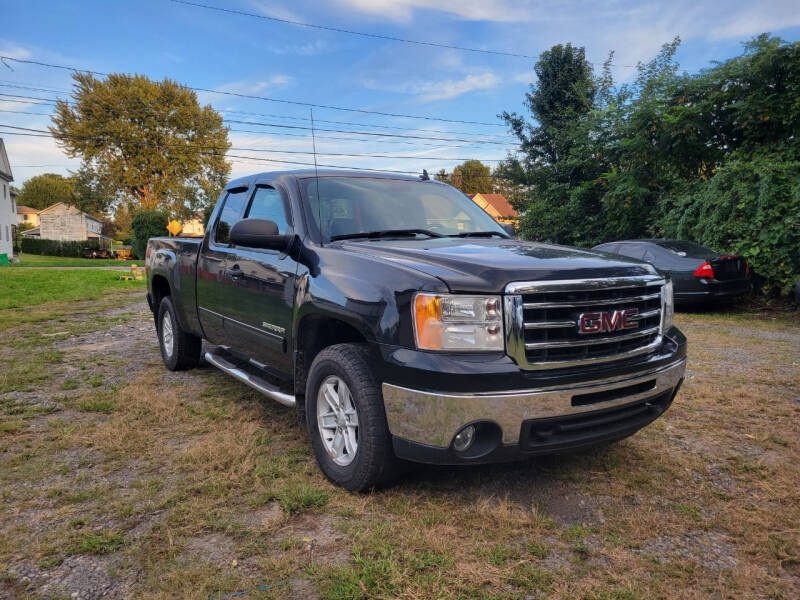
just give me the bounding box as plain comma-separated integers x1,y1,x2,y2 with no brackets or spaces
225,265,244,280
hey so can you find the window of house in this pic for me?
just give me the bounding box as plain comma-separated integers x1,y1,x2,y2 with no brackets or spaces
244,186,290,234
214,187,250,245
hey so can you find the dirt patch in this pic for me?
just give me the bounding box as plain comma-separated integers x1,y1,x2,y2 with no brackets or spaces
238,502,284,531
637,529,739,570
278,514,351,567
183,533,236,566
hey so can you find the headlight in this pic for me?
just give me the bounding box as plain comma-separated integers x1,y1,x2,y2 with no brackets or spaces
662,280,674,330
413,293,503,351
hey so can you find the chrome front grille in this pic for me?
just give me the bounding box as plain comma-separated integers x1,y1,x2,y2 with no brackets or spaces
504,275,666,369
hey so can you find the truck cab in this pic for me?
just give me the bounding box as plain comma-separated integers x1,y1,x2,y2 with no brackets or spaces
147,170,686,491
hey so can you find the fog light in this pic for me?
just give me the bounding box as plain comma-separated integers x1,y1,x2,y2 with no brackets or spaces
452,425,475,452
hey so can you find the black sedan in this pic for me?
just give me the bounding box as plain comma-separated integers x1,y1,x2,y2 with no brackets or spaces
592,239,752,305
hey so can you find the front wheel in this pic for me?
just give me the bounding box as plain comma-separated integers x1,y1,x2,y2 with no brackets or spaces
306,344,398,492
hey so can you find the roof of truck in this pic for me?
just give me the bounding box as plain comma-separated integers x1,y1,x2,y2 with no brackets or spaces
226,169,431,189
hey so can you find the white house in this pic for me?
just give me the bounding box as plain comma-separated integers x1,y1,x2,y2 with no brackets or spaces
21,202,111,245
0,138,16,260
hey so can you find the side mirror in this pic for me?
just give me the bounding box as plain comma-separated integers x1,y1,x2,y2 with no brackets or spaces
502,223,516,238
230,219,291,251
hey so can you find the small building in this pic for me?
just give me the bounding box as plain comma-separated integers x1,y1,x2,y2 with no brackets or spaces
468,193,518,226
180,216,205,237
0,138,16,260
16,205,40,228
21,202,111,246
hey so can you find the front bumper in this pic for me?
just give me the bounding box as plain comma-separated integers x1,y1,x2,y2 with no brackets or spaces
383,357,685,464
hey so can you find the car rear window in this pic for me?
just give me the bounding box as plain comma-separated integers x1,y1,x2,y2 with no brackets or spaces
654,240,718,258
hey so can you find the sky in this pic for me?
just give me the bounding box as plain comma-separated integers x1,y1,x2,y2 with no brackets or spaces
2,0,799,187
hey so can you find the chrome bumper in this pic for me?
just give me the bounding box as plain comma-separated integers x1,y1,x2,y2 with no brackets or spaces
382,358,686,448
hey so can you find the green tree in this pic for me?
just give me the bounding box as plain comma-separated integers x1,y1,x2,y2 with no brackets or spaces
71,164,115,217
131,209,168,259
498,42,603,245
51,73,230,219
500,34,800,294
15,173,77,210
435,160,493,195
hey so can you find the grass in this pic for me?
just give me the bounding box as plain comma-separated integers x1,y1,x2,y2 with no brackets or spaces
9,253,137,268
0,268,144,309
0,287,799,599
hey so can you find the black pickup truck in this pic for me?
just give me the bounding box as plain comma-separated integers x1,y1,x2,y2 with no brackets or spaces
146,170,686,491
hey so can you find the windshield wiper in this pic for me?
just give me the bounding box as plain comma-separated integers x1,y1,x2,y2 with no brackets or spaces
448,231,508,238
330,229,444,241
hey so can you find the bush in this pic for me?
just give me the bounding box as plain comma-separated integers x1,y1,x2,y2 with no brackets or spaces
131,209,168,259
661,150,800,295
20,237,103,257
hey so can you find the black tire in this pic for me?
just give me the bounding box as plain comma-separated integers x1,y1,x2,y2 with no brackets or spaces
306,344,398,492
157,296,202,371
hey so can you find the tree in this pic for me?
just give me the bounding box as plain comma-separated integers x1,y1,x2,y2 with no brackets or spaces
71,164,115,216
15,173,77,210
498,43,603,246
51,73,231,219
434,160,493,195
131,209,168,259
499,35,800,294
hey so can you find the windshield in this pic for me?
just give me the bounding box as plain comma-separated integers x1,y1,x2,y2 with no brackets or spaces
301,177,507,242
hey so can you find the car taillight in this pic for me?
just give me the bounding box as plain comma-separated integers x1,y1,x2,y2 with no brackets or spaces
745,260,750,275
693,261,714,278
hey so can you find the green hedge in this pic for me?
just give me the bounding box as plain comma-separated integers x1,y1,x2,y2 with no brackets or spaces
20,237,105,257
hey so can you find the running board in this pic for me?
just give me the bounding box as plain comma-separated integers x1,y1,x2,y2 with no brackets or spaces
204,351,296,408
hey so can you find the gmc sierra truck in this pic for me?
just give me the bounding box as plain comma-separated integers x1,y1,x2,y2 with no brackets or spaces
146,170,686,492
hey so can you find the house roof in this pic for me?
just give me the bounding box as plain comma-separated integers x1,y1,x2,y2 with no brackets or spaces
16,205,39,215
0,138,12,182
468,193,517,218
38,202,102,222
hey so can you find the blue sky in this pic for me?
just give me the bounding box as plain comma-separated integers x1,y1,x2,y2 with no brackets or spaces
2,0,799,186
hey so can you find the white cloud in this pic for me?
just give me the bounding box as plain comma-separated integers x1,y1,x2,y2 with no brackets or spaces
0,40,32,60
267,40,332,56
331,0,535,23
3,136,79,184
361,69,500,102
708,1,800,40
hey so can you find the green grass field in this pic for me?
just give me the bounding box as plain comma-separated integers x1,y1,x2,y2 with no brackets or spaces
9,253,137,268
0,268,145,310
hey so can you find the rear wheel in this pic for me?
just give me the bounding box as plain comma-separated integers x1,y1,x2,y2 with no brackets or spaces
157,296,202,371
306,344,398,492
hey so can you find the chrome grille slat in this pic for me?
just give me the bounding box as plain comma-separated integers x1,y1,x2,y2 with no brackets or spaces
523,291,661,309
504,275,666,370
525,320,576,329
524,326,660,350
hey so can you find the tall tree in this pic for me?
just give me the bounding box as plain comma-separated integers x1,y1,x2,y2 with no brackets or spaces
435,160,493,195
499,43,602,245
51,73,230,219
15,173,77,210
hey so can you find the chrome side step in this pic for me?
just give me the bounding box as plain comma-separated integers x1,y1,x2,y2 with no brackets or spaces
204,351,296,408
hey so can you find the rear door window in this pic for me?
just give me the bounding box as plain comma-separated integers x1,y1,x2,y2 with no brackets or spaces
214,187,250,245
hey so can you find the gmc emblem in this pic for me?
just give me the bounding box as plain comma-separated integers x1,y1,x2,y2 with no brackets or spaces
578,309,639,334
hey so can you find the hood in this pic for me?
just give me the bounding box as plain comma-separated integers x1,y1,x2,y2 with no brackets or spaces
335,238,655,293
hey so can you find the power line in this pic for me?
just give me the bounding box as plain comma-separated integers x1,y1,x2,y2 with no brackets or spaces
0,105,506,151
0,81,514,139
0,123,506,162
0,91,516,146
0,55,505,126
168,0,536,60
